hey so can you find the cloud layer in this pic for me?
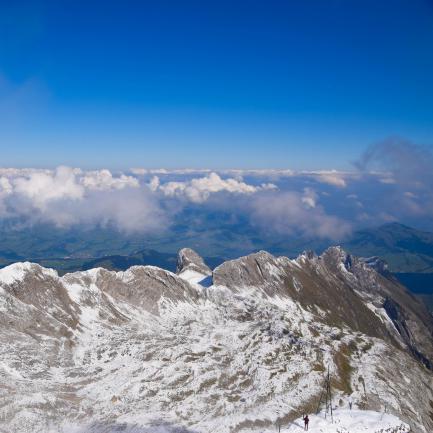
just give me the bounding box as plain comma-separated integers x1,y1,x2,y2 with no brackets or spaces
1,141,433,242
0,167,163,232
0,167,352,239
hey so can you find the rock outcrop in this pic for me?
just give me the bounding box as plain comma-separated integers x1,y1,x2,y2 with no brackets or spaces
176,247,212,276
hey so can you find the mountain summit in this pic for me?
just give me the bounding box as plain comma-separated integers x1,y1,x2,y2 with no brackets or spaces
176,247,212,276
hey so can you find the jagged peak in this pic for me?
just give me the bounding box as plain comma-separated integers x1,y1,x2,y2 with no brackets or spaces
176,248,211,276
322,245,347,256
250,249,276,260
321,245,354,269
360,256,389,275
296,250,318,262
212,250,276,275
63,266,103,280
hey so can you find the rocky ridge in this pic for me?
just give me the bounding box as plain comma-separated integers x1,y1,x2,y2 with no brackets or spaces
0,247,432,433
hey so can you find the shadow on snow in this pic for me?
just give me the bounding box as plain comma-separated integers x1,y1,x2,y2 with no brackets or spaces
64,421,200,433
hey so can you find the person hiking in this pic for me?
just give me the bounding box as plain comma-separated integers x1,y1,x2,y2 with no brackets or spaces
303,414,309,431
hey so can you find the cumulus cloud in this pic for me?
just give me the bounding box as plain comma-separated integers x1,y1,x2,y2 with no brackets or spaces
13,166,84,209
0,167,165,233
153,172,277,203
0,168,294,236
0,168,282,234
81,169,139,190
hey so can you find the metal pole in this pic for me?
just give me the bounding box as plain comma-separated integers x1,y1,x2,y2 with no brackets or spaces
328,369,333,423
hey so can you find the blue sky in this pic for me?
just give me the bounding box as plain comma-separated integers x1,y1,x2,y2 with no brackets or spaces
0,0,433,169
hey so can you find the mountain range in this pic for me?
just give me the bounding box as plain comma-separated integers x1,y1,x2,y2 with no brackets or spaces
0,246,432,432
1,222,433,309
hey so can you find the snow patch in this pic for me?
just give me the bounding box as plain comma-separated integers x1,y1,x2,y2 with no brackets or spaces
179,269,212,287
0,262,58,285
286,409,408,433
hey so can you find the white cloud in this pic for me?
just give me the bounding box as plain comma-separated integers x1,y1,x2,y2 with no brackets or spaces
0,167,165,233
0,177,13,195
0,177,13,216
130,168,149,176
81,169,139,190
301,188,318,209
13,166,84,209
6,158,433,241
307,170,347,188
154,172,277,203
148,176,160,192
130,168,296,179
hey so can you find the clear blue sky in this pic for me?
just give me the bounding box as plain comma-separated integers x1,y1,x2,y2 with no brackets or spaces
0,0,432,169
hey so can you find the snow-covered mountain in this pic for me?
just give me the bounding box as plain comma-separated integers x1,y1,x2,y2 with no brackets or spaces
0,247,432,433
